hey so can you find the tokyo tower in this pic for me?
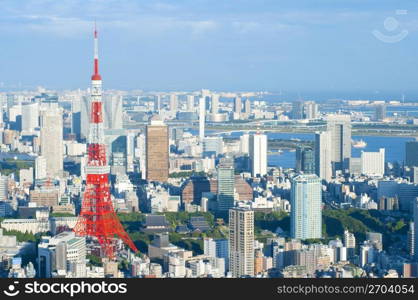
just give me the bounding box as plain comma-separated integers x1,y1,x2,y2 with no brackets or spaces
74,25,138,258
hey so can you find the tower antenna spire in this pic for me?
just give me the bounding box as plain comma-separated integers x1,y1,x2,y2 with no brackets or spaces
92,22,101,80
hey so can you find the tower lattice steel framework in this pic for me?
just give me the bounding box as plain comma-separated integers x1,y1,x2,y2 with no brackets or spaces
74,26,138,258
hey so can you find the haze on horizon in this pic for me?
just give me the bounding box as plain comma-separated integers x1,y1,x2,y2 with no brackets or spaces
1,0,418,99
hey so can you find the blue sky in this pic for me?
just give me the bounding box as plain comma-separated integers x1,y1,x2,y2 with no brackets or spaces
1,0,418,97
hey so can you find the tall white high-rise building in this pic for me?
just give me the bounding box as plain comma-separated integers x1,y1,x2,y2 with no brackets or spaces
414,198,418,261
314,131,332,182
35,156,47,180
0,175,8,202
290,174,322,240
343,230,356,258
361,148,385,177
40,105,63,178
229,207,254,277
249,133,267,177
103,94,123,130
186,95,194,111
199,97,206,141
326,114,352,173
137,133,146,180
21,102,39,132
211,94,219,114
240,133,250,154
170,94,178,112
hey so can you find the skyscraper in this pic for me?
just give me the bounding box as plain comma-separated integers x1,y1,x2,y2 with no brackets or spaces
314,131,332,182
103,94,123,130
154,95,161,113
233,97,242,119
244,98,251,115
217,163,235,211
169,94,177,112
374,104,386,121
414,198,418,261
296,146,315,174
199,97,206,141
303,101,319,119
211,94,219,114
21,102,39,132
291,101,304,119
146,115,169,182
229,207,254,277
249,133,267,177
361,148,385,177
35,156,47,180
40,105,63,178
290,174,322,240
326,114,351,173
406,140,418,167
186,95,194,112
240,133,250,154
343,230,356,259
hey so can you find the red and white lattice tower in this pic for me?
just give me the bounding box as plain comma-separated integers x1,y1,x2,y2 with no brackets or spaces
74,25,138,258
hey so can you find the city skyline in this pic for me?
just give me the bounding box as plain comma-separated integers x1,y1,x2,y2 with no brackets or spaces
2,1,418,284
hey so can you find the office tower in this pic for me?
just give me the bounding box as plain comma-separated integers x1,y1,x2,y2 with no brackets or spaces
414,198,418,261
408,222,415,257
249,133,267,177
244,98,251,115
326,114,352,173
314,131,332,181
0,175,8,202
35,156,47,180
169,94,177,112
103,94,123,130
233,97,242,118
406,140,418,167
412,167,418,184
211,94,219,114
40,105,63,178
374,104,386,121
136,133,146,179
303,101,319,119
74,27,138,259
154,95,161,113
217,164,235,211
291,100,304,119
296,146,315,174
199,97,205,141
229,207,254,277
361,148,385,177
204,238,229,270
146,116,169,182
186,95,194,111
21,102,39,132
71,95,82,139
290,174,322,239
38,232,86,278
240,133,250,154
343,230,356,259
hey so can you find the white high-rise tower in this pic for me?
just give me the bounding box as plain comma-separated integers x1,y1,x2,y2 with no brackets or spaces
249,133,267,177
